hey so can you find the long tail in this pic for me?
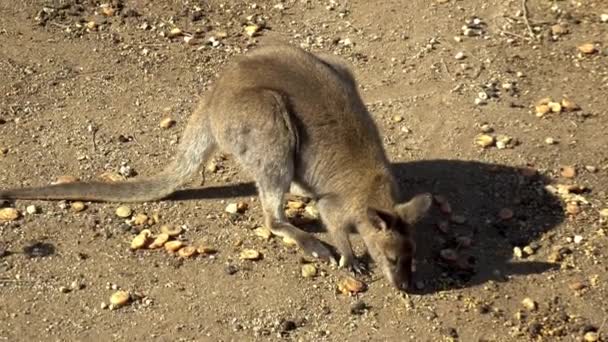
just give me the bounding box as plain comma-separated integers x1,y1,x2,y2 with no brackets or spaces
0,116,216,202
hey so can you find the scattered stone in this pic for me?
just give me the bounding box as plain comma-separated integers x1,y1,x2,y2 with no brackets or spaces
480,123,493,133
98,171,126,183
600,208,608,218
160,118,176,129
226,202,248,214
440,248,458,262
301,264,317,278
601,14,608,23
59,286,71,293
569,281,586,291
164,240,184,253
585,165,597,173
566,202,580,215
561,98,580,112
513,246,524,259
545,137,557,145
254,227,272,240
475,134,495,148
178,246,198,258
561,165,577,179
109,290,130,308
160,225,182,237
196,245,217,255
498,208,514,220
168,27,183,38
100,302,108,310
548,102,562,113
584,331,599,342
70,201,86,212
338,276,367,295
278,320,297,333
578,43,597,54
225,264,239,275
495,135,513,149
244,25,262,37
350,301,368,315
573,235,583,244
130,229,152,250
239,249,261,261
523,246,535,256
100,4,115,17
0,208,20,222
149,233,169,249
454,51,465,60
52,175,79,185
26,205,38,215
551,24,568,36
115,206,132,218
535,104,551,116
132,213,148,226
521,297,537,311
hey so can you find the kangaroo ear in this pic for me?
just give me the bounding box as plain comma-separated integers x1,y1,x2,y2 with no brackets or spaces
369,208,396,231
395,193,433,225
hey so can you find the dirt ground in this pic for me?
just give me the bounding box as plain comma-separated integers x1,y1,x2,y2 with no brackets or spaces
1,0,607,341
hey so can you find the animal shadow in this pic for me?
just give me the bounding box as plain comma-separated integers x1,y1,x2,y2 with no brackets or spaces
392,160,563,294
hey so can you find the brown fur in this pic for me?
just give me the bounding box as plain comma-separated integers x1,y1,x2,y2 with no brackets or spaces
0,44,431,290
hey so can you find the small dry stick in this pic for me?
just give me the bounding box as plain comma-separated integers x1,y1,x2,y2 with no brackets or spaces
521,0,537,41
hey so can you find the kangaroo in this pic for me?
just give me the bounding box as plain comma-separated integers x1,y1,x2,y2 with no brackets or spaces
0,44,432,291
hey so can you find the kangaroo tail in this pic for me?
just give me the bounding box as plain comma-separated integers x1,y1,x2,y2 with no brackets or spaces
0,116,216,202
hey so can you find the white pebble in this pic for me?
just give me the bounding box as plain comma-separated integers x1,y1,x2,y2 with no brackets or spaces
454,51,465,60
545,137,557,145
26,205,38,215
573,235,583,244
601,14,608,23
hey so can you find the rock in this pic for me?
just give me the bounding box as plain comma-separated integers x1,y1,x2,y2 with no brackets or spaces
85,21,97,31
148,233,169,249
584,331,599,342
159,118,176,129
239,249,261,261
496,135,512,149
115,206,132,218
225,265,239,275
600,208,608,218
109,290,130,308
97,171,126,183
254,227,272,240
100,5,115,16
578,43,597,54
601,14,608,23
535,104,551,116
350,301,368,315
0,208,20,222
132,213,148,226
160,225,182,237
301,264,317,278
130,229,152,250
451,215,467,224
498,208,514,220
244,25,261,37
521,297,537,311
337,276,367,295
545,137,557,145
569,282,586,291
440,248,458,262
523,246,535,256
548,102,562,113
566,202,580,215
561,165,577,179
480,123,493,133
26,205,38,215
561,98,580,112
454,51,465,60
52,175,79,185
551,24,568,36
513,246,524,259
168,28,183,38
279,320,297,332
585,165,597,173
573,235,583,244
70,201,86,212
164,240,184,253
59,286,71,293
177,246,198,258
196,245,217,255
226,202,248,214
475,134,495,148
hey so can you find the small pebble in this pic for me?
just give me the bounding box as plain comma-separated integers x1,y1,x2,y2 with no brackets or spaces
573,235,583,244
70,201,86,212
513,247,524,259
545,137,557,145
301,264,317,278
0,208,20,222
159,118,176,129
578,43,597,54
601,14,608,23
454,51,465,60
521,297,537,311
239,249,262,261
523,246,535,256
26,205,38,215
584,331,599,342
475,134,495,148
115,206,132,218
109,290,130,308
